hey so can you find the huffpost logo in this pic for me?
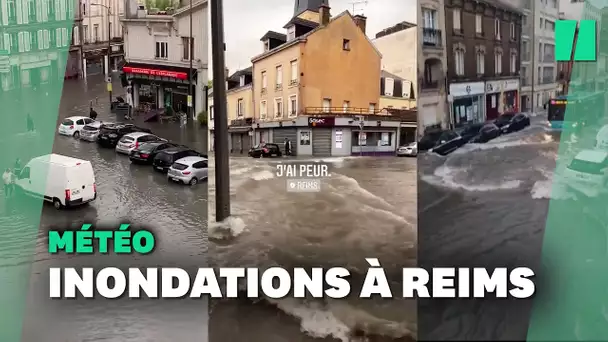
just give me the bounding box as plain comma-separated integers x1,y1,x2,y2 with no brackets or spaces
555,20,597,61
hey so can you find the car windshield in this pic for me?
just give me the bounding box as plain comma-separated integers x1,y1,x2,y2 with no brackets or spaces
100,127,117,134
138,143,158,152
172,163,188,171
62,119,74,125
568,158,606,175
408,142,416,147
83,125,98,131
120,136,134,143
497,114,514,122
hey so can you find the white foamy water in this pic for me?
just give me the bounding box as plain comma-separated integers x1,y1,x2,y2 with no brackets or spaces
422,164,522,192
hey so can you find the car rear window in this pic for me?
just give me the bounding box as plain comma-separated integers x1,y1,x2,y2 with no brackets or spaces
101,127,117,134
172,163,188,171
62,119,74,125
157,153,174,163
83,125,98,131
120,136,134,143
568,159,607,175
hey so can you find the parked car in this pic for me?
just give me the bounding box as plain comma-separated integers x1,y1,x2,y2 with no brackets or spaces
430,130,466,156
115,132,165,155
248,143,283,158
563,149,608,197
418,130,444,151
129,141,182,164
96,124,152,148
81,121,114,142
456,123,484,143
153,147,205,173
495,113,531,133
58,116,96,138
15,154,96,209
167,156,208,185
470,123,501,143
396,142,417,157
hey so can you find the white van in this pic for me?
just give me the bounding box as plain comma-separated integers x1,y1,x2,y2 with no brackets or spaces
563,149,608,197
596,124,608,149
15,154,97,209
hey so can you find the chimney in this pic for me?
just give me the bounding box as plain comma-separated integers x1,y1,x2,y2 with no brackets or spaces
319,4,330,26
353,14,367,34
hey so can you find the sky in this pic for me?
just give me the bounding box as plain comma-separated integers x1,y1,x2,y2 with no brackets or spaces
209,0,416,77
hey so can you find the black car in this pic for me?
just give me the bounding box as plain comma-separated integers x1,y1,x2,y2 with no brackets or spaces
431,130,466,156
494,113,530,134
152,147,205,173
97,124,152,148
248,143,283,158
129,141,182,164
470,123,501,143
456,123,485,143
418,130,444,151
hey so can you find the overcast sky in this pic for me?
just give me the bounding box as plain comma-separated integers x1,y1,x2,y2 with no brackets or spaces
209,0,416,76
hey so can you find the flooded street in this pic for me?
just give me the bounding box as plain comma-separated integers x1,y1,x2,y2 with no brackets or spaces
207,156,417,341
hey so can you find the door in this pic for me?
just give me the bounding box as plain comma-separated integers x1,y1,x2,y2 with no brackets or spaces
241,133,252,153
230,133,242,153
192,160,208,180
272,128,298,155
67,164,95,202
486,94,499,120
75,118,86,131
312,128,332,156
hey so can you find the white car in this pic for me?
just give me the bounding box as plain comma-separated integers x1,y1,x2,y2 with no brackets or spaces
397,142,417,157
81,121,111,142
58,116,95,138
115,132,165,155
167,156,208,185
563,149,608,197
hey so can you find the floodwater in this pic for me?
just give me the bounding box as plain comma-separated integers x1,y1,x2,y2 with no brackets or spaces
207,156,417,341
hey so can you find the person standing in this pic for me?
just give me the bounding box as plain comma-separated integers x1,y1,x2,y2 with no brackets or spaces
3,168,12,198
284,138,292,156
89,107,98,120
26,113,34,132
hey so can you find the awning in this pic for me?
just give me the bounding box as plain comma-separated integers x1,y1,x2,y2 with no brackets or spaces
228,126,252,133
122,62,196,82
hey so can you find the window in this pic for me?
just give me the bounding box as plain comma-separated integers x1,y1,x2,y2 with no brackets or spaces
261,71,267,90
288,95,297,117
323,98,331,111
210,105,214,119
93,24,99,42
83,25,88,43
7,0,16,23
260,101,267,119
454,49,465,76
453,9,461,31
495,52,502,74
369,103,376,114
182,37,193,60
510,22,516,39
342,39,350,50
263,40,269,51
109,22,112,39
476,51,485,75
239,75,245,87
237,98,244,118
287,25,296,40
494,19,500,39
290,60,298,85
385,77,394,96
275,65,282,89
510,53,517,73
343,101,350,113
422,8,437,29
28,0,35,21
475,14,482,34
155,40,168,59
545,20,555,32
274,98,283,118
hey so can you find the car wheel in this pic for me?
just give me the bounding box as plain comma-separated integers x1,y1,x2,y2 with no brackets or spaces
73,131,80,139
53,198,62,210
189,178,198,186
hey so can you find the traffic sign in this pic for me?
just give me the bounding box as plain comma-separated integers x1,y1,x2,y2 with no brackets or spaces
106,82,112,92
187,95,192,107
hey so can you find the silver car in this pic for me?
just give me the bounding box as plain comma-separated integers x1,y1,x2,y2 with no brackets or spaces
397,142,417,157
167,156,208,185
80,121,109,142
115,132,164,155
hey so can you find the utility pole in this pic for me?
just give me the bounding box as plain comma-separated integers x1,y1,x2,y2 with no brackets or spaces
530,0,535,110
210,0,231,221
107,6,112,105
188,0,193,119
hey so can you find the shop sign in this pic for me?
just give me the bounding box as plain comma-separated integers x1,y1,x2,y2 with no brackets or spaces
485,81,502,94
449,82,484,97
502,79,519,92
123,66,188,80
308,117,335,127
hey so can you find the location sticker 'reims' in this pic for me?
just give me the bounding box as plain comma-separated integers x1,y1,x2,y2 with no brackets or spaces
275,162,331,193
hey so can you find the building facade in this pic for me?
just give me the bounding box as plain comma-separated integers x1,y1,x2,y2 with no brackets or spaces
516,0,559,112
379,70,416,109
419,0,449,131
373,21,417,109
226,67,254,154
120,0,208,118
250,1,409,156
445,0,522,128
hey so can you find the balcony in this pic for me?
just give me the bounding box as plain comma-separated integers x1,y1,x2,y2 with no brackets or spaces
421,80,439,89
275,84,282,91
305,107,381,115
542,54,555,63
538,76,555,84
422,28,442,47
289,79,298,86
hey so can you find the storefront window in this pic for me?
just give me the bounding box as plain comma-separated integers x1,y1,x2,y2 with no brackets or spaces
139,85,156,107
453,97,481,127
504,91,517,113
351,132,392,146
300,131,310,145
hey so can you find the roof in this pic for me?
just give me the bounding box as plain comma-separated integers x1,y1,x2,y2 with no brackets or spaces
381,70,405,81
260,31,287,42
252,10,381,63
228,66,253,80
481,0,523,15
123,132,154,138
283,17,319,29
32,154,89,166
175,156,207,164
574,149,608,163
374,21,416,39
293,0,327,18
64,116,88,120
173,0,207,17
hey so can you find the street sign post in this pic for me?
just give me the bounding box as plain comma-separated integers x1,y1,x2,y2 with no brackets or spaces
187,95,192,107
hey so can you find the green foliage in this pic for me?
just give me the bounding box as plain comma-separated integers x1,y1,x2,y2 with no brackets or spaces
144,0,175,10
197,112,208,126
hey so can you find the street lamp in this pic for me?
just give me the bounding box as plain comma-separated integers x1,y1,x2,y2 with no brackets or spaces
188,0,193,121
90,3,113,106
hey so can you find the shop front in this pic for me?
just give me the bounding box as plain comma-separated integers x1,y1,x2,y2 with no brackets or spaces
309,117,334,157
485,81,502,120
229,119,254,154
502,79,519,114
449,82,485,128
271,126,298,156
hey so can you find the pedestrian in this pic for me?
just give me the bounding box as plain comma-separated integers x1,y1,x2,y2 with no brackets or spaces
284,138,292,156
3,168,12,198
26,113,34,132
14,158,21,176
89,107,98,120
